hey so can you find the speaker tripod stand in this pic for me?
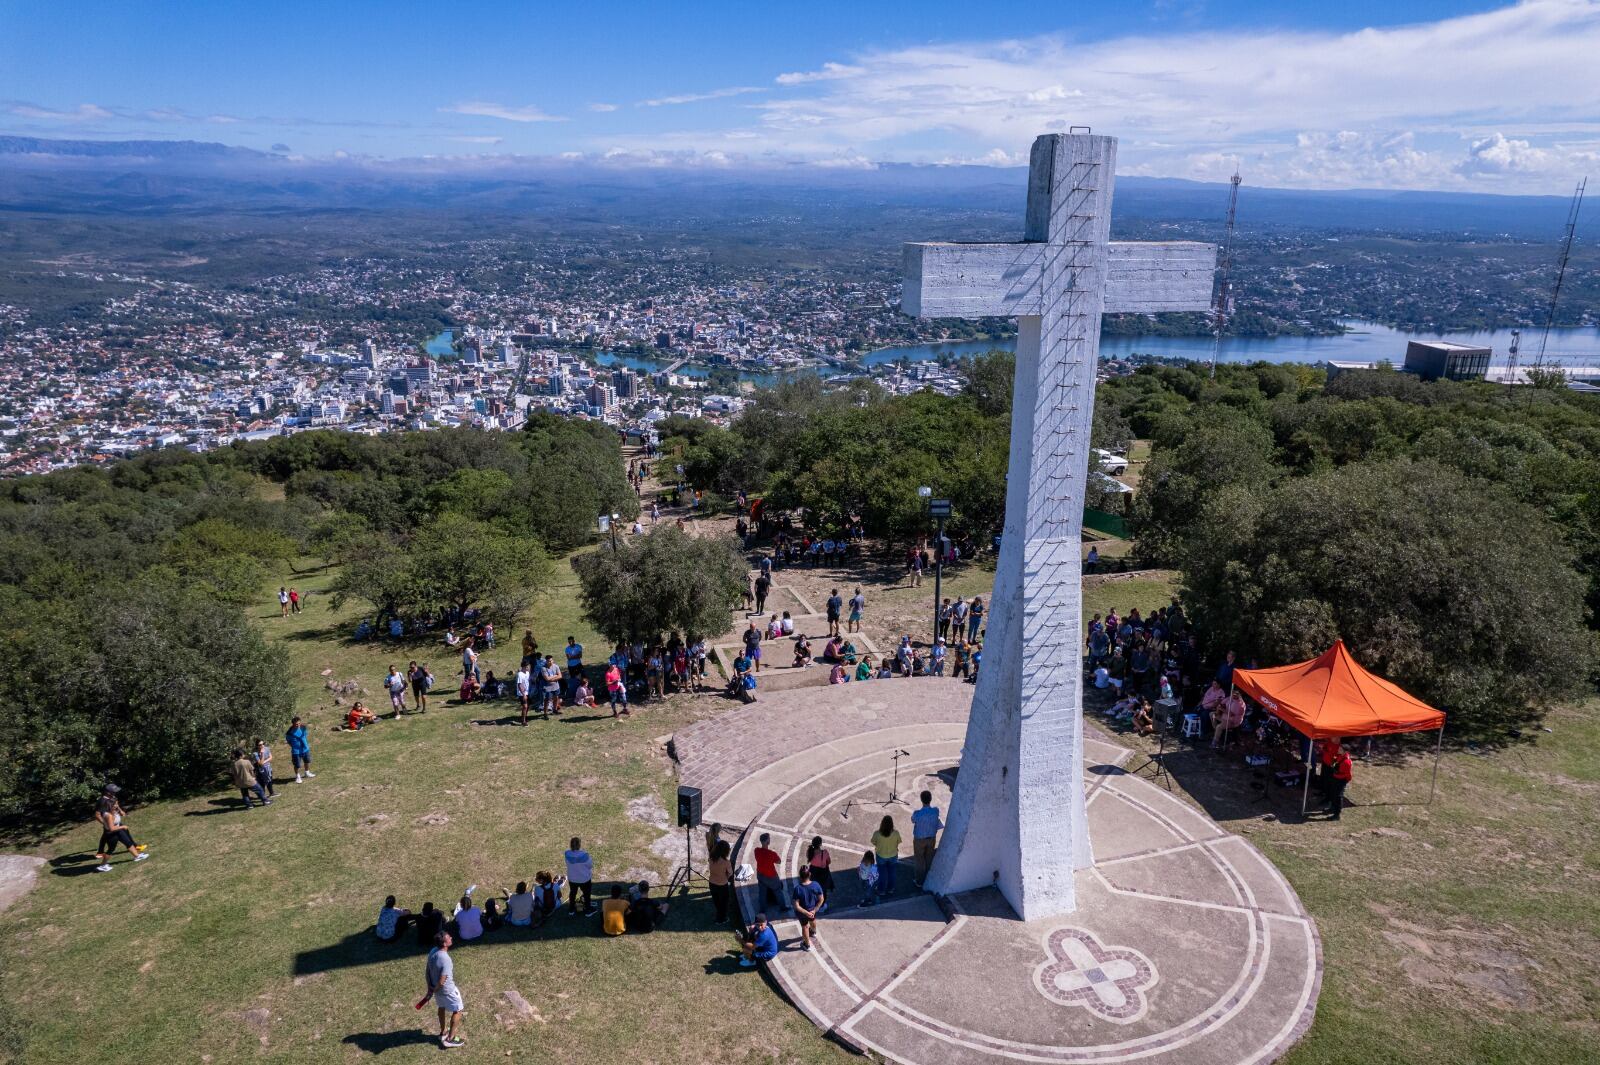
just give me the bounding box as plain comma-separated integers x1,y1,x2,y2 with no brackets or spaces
1127,730,1172,790
666,822,706,897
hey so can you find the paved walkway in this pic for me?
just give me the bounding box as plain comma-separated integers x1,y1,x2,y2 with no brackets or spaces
674,679,1322,1065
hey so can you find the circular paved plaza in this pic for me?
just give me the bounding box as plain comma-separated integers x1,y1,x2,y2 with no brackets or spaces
674,679,1322,1065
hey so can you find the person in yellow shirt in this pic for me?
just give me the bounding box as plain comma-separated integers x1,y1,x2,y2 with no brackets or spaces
870,816,902,900
600,884,630,936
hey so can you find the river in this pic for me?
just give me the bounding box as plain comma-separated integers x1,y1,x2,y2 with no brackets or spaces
445,323,1600,386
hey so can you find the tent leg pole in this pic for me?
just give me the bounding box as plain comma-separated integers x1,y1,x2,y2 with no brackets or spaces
1428,725,1444,804
1301,742,1313,818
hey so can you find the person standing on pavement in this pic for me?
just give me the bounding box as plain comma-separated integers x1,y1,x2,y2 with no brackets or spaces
285,716,314,782
231,748,270,808
911,791,943,885
753,832,784,910
753,571,771,616
423,931,466,1049
564,837,595,915
792,867,825,952
825,589,843,638
871,816,902,898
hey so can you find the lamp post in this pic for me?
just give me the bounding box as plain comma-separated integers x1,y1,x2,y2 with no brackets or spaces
920,487,952,647
599,513,621,551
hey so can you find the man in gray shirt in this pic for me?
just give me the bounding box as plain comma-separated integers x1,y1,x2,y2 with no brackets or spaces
423,931,465,1048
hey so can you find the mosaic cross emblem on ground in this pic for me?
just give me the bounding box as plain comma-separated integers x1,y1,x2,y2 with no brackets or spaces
1034,927,1157,1023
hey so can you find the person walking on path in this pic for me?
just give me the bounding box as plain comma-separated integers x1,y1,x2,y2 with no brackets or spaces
564,837,595,915
740,912,780,968
753,572,771,616
285,716,314,782
805,835,834,893
422,931,466,1049
707,840,734,925
231,748,270,808
250,738,276,799
871,816,902,899
385,665,408,718
911,791,943,885
826,588,843,638
93,784,149,872
792,867,825,952
743,622,764,674
847,588,865,633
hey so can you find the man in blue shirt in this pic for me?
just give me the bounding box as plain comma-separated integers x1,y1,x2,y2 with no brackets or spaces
911,790,943,885
284,716,314,783
740,912,780,968
792,867,825,951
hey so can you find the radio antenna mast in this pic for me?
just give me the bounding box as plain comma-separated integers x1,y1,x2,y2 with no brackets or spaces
1533,177,1586,377
1208,168,1242,380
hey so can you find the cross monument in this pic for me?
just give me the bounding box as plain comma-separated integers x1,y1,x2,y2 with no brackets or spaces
902,132,1216,920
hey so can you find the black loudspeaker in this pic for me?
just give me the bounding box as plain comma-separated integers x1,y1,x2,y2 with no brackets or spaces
676,785,702,828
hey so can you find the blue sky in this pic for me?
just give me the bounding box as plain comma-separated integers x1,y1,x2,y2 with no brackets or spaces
3,0,1597,191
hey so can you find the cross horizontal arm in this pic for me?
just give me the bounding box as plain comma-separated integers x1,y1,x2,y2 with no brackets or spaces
901,240,1217,319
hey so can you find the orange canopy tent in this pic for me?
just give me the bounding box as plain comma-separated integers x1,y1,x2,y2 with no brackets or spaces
1230,640,1446,813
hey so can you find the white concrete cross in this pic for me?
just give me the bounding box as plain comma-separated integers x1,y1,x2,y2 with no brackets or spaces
902,133,1215,920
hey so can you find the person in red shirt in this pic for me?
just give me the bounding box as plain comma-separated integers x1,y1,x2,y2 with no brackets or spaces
753,832,784,910
1325,747,1353,820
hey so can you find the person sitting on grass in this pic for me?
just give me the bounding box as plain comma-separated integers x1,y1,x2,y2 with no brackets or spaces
459,673,481,704
505,882,536,928
533,871,564,923
1133,700,1156,736
346,702,377,731
573,678,599,709
600,884,630,937
452,894,485,941
625,881,669,933
481,897,505,933
376,895,412,942
414,901,444,947
739,912,780,968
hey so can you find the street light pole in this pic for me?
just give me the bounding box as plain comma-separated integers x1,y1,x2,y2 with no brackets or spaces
926,493,953,647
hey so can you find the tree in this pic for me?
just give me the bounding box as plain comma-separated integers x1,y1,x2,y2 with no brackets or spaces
1177,460,1595,736
1131,412,1282,565
409,513,551,621
571,525,746,644
0,577,293,820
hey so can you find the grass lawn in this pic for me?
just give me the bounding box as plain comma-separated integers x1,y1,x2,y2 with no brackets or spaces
1,548,1596,1064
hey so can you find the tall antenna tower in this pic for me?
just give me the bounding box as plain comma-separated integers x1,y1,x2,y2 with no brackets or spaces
1533,177,1587,376
1504,328,1520,391
1208,168,1242,380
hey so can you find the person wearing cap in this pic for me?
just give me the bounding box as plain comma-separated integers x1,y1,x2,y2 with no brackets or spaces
930,637,947,676
739,912,780,967
93,785,149,872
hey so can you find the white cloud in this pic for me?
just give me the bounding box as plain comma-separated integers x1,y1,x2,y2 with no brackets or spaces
775,62,864,85
716,1,1600,190
588,102,619,112
639,86,764,107
448,135,504,145
8,102,113,122
439,101,566,123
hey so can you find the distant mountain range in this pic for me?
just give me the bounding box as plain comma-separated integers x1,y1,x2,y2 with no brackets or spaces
0,134,1586,239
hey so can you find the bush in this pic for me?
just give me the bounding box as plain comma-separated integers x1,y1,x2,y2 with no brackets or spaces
572,525,747,644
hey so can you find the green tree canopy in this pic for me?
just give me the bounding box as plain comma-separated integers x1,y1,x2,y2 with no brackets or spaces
572,525,746,645
1177,460,1595,736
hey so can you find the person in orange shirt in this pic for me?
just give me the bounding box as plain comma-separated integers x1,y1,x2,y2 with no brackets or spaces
1324,745,1353,820
600,884,630,936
